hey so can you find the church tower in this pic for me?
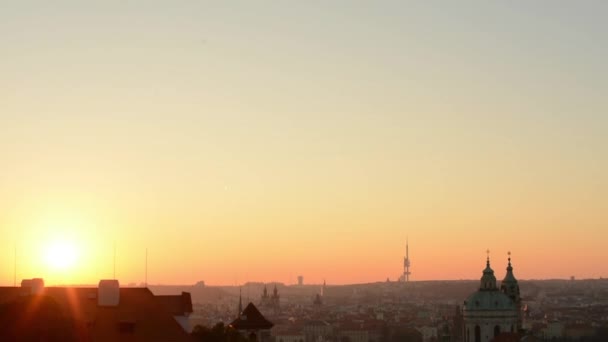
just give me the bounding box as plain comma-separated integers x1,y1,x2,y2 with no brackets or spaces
500,252,522,330
271,284,280,308
480,252,498,291
463,251,518,342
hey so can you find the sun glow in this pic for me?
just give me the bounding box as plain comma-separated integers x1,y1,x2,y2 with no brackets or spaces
44,239,79,270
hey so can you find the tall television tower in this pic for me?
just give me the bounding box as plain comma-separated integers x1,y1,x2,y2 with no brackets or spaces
403,239,411,282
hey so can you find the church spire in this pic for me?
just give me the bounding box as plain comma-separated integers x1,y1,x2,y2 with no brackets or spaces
501,251,522,330
501,252,520,298
480,249,497,291
502,251,517,282
486,249,490,267
238,287,243,317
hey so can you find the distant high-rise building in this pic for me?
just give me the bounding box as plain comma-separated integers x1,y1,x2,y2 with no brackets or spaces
403,239,411,282
297,275,303,286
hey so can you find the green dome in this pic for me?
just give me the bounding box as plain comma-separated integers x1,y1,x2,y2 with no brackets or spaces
464,290,515,311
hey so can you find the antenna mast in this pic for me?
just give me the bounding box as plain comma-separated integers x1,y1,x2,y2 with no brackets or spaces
145,248,148,287
113,242,116,280
14,244,17,287
404,237,411,282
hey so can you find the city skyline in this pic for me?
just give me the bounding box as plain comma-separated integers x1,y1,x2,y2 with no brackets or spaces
1,1,607,286
0,241,600,286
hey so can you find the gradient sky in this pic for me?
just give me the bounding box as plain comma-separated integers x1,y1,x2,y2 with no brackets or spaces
1,1,607,286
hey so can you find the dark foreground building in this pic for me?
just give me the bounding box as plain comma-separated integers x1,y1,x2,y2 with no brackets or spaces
230,302,274,342
0,278,193,342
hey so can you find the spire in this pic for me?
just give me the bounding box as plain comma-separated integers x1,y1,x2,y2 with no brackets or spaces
501,251,519,289
480,249,497,291
501,251,522,329
486,249,490,267
238,287,243,316
503,251,517,282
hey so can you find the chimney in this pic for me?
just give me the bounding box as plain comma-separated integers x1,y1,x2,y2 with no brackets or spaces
21,278,44,295
98,279,120,306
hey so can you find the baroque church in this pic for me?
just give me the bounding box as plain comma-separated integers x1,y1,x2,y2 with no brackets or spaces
463,252,522,342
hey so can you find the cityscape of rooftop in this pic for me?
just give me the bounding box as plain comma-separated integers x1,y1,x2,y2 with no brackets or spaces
3,2,608,341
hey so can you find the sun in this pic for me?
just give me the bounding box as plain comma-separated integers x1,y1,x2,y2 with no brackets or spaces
44,239,79,270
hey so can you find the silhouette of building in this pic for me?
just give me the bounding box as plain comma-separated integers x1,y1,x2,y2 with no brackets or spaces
0,278,193,341
297,276,304,286
156,291,194,332
230,302,274,342
261,285,269,304
313,293,323,307
260,284,280,312
238,287,243,317
500,252,522,331
463,252,521,342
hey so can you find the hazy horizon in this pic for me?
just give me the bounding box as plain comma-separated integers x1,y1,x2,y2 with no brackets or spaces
1,1,607,286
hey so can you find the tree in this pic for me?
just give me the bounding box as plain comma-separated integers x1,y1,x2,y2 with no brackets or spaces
192,322,249,342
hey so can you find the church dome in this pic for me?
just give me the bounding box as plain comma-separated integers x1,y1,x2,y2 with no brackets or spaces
464,289,515,311
464,253,517,312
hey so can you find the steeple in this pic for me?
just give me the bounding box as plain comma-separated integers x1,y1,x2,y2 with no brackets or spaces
480,249,498,291
501,252,520,302
501,251,522,331
238,287,243,317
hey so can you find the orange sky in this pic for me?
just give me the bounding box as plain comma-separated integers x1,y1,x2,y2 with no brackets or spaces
1,2,607,285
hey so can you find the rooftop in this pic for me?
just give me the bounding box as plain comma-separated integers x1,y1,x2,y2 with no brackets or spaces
0,285,193,341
